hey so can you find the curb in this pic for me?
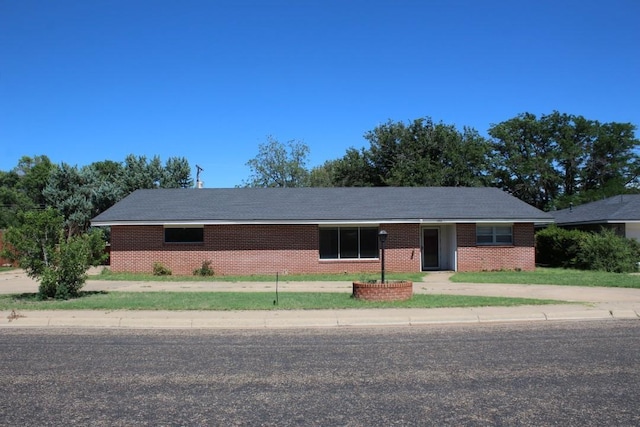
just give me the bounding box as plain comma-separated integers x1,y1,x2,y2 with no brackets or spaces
2,307,638,329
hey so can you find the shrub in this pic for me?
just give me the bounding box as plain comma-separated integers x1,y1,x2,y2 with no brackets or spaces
153,262,172,276
193,260,214,276
2,208,107,299
536,225,640,273
575,229,640,273
535,225,585,268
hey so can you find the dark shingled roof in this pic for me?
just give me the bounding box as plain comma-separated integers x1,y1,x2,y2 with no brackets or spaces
551,194,640,225
91,187,553,225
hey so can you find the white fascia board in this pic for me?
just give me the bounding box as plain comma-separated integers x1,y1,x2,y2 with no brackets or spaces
92,218,552,227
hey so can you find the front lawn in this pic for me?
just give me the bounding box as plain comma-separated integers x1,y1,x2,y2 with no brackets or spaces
91,269,426,283
451,268,640,288
0,291,564,311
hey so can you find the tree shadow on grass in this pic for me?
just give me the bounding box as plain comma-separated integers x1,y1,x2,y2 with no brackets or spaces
7,291,109,302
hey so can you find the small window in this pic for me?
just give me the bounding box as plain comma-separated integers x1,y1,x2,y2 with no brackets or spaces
319,227,379,259
164,227,204,243
476,225,512,245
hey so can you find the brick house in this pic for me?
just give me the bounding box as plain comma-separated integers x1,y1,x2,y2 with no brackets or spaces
91,187,553,275
550,194,640,240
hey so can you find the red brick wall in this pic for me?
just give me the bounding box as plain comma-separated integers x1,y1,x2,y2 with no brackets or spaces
110,223,421,276
110,222,537,275
456,223,536,271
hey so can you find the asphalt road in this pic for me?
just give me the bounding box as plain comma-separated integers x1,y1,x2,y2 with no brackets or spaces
1,321,639,426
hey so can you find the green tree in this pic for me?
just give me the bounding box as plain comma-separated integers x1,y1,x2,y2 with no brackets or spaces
489,113,560,210
308,161,336,187
90,159,124,179
0,156,53,229
119,154,193,192
0,182,34,229
1,208,106,299
13,155,55,207
581,122,640,195
163,157,194,188
244,137,311,187
43,163,95,237
489,112,640,210
121,154,165,193
334,148,375,187
362,118,491,187
84,162,126,216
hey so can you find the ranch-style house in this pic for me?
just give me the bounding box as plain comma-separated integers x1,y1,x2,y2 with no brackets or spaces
91,187,554,275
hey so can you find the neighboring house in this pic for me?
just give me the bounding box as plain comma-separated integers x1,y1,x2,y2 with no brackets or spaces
91,187,553,275
551,194,640,240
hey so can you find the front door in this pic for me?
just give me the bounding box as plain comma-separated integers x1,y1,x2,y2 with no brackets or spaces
422,228,439,270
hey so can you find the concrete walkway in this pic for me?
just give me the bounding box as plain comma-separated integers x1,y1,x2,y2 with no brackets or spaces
1,270,639,329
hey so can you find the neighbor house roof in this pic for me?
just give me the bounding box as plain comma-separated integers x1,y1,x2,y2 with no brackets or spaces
551,194,640,226
91,187,553,226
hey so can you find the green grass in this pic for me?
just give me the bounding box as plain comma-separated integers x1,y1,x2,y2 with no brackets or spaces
0,267,16,273
0,291,564,311
92,269,427,283
451,268,640,288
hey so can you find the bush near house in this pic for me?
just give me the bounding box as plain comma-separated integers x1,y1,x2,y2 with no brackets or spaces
152,262,172,276
536,225,640,273
575,229,640,273
193,260,214,276
535,226,585,268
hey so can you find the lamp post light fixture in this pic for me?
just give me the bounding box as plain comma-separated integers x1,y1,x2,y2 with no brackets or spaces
378,230,388,284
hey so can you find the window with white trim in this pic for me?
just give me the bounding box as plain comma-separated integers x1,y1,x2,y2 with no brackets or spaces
319,227,379,259
476,225,513,245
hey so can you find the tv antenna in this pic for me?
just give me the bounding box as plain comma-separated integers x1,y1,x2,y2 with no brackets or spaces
196,165,204,188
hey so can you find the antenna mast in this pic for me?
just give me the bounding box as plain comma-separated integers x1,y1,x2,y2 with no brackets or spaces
196,165,204,188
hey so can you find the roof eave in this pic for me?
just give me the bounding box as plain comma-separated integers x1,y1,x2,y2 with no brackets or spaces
555,219,640,226
91,217,554,227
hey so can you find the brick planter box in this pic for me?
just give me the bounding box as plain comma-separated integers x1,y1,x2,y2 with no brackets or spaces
352,281,413,302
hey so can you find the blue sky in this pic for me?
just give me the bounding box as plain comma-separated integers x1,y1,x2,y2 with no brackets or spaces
2,0,639,187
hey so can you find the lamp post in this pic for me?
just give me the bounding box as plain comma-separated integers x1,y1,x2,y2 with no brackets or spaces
378,230,388,284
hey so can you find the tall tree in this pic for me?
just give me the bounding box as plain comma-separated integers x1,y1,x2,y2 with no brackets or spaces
489,112,640,210
12,155,54,207
121,154,165,193
325,148,376,187
0,170,35,228
363,118,491,187
42,163,95,237
163,157,194,188
489,113,560,210
244,137,311,187
582,121,639,193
